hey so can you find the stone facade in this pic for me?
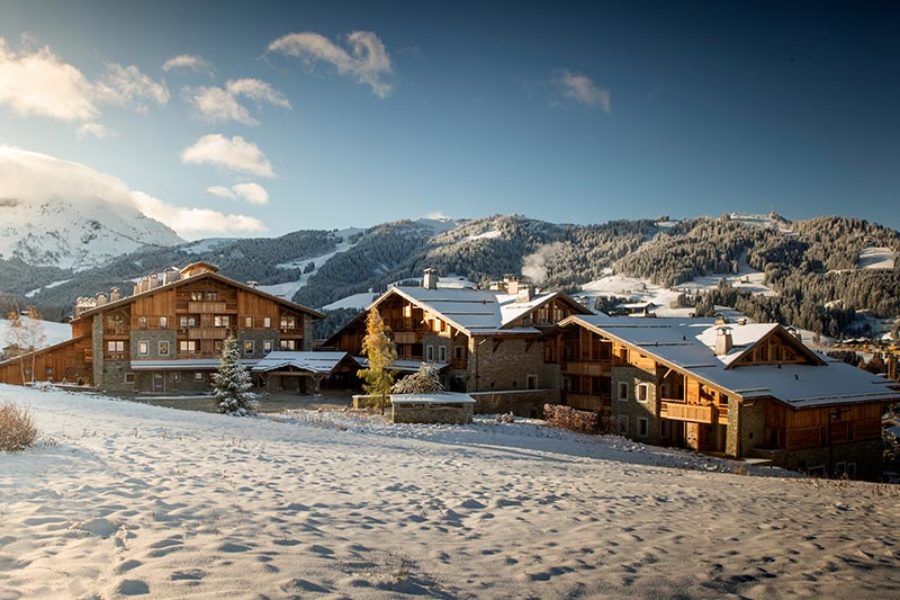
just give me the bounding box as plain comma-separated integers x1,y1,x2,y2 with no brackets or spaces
391,401,474,424
470,389,557,417
610,366,662,442
236,330,279,360
131,330,177,360
134,370,211,394
101,360,134,393
92,314,104,388
467,336,549,393
781,440,884,481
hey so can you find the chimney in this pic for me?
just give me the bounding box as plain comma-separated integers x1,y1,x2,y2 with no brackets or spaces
787,326,802,343
149,272,159,289
96,292,108,306
247,280,259,288
504,275,519,296
163,268,181,285
737,317,748,326
515,284,533,304
110,287,121,302
422,268,438,290
715,326,733,355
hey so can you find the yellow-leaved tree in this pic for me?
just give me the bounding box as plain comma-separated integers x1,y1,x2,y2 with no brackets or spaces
357,308,397,413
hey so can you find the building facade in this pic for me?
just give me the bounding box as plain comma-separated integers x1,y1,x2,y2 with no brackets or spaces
0,263,322,394
555,314,896,479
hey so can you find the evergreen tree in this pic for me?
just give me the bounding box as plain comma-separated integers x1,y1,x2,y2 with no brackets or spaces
358,308,397,412
212,336,259,415
392,363,443,394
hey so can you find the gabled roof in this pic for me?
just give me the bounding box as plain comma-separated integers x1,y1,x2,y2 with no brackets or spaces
496,290,594,327
73,270,324,321
251,351,357,374
560,314,898,409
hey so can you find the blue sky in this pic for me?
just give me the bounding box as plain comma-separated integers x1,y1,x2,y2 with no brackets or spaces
1,0,898,238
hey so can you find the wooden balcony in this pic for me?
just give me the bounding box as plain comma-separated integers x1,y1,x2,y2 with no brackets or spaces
187,301,234,314
660,400,715,424
565,393,611,411
717,406,729,425
393,331,418,344
188,327,228,340
562,360,611,377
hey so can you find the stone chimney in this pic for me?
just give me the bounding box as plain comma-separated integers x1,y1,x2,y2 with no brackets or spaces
715,326,733,355
504,275,519,296
148,272,159,289
247,280,259,288
422,268,438,290
110,287,121,302
96,292,108,307
515,284,533,304
163,268,181,285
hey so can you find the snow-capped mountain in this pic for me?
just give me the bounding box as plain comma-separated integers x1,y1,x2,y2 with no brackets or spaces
0,196,182,270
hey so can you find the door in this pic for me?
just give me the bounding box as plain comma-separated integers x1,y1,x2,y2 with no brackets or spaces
153,373,164,393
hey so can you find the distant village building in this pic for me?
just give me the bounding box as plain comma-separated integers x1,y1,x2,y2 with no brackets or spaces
0,263,324,393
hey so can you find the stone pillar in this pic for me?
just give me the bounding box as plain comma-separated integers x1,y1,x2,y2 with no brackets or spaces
726,395,741,457
92,314,104,389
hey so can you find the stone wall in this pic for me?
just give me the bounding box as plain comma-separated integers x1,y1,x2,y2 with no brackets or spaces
101,360,133,393
236,330,278,359
467,336,549,393
391,402,474,424
610,366,661,442
738,400,766,456
130,330,177,360
134,371,211,394
470,389,557,417
782,440,884,481
92,314,104,388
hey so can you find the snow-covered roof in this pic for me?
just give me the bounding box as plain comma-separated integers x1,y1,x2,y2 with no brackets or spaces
131,359,260,370
390,392,475,404
563,315,898,409
388,286,539,335
251,351,355,374
355,357,450,373
495,290,593,327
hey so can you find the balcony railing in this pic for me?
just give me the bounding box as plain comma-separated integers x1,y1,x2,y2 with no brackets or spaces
393,331,418,344
660,400,715,423
562,360,611,377
188,327,228,340
187,301,233,314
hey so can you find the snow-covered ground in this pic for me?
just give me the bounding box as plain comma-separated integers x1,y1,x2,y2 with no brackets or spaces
24,278,73,298
1,385,897,599
322,292,379,311
857,247,896,270
0,318,70,348
580,271,695,317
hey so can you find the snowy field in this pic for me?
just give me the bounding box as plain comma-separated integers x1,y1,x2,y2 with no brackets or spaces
0,318,70,348
1,385,898,599
857,247,896,270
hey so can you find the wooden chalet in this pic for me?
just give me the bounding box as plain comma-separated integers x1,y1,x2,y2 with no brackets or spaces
556,314,897,479
322,269,593,408
0,263,323,394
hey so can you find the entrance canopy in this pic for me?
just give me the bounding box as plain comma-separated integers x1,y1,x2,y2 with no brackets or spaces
251,351,358,375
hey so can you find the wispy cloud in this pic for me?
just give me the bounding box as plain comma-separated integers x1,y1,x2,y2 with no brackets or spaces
268,31,393,98
206,182,269,205
181,134,274,177
76,122,111,140
162,54,214,75
0,36,168,130
555,70,611,111
0,146,266,238
184,78,290,125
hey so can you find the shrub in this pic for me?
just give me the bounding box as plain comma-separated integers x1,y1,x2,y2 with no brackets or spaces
0,401,38,452
543,404,605,434
392,364,443,394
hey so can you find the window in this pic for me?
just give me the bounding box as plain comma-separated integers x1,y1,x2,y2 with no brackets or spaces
527,374,538,390
263,340,273,353
107,340,125,353
244,340,255,355
617,381,629,401
438,346,447,362
159,316,168,329
191,292,203,301
138,316,148,329
138,341,149,356
170,372,180,383
454,346,464,360
263,317,271,328
426,345,434,361
180,316,197,328
280,339,296,351
637,383,649,403
194,372,204,381
638,418,649,437
205,292,218,301
159,341,170,355
214,315,230,328
179,340,197,353
281,316,296,330
245,316,253,328
124,373,135,384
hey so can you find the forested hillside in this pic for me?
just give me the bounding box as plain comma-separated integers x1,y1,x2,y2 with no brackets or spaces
1,212,897,339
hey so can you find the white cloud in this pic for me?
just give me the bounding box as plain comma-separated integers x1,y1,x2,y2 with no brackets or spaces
556,70,611,111
206,182,269,205
185,78,290,125
0,146,266,238
181,134,274,177
268,31,393,98
0,36,169,131
94,63,169,109
76,122,111,140
162,54,213,75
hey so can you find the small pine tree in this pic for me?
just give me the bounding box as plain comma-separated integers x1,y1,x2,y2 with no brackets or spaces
212,337,259,415
392,363,444,394
358,308,397,412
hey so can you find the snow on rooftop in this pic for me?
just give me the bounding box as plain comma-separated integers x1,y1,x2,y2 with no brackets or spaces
390,392,476,404
252,351,354,374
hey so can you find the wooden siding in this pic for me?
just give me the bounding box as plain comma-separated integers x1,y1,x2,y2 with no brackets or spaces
0,337,92,386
